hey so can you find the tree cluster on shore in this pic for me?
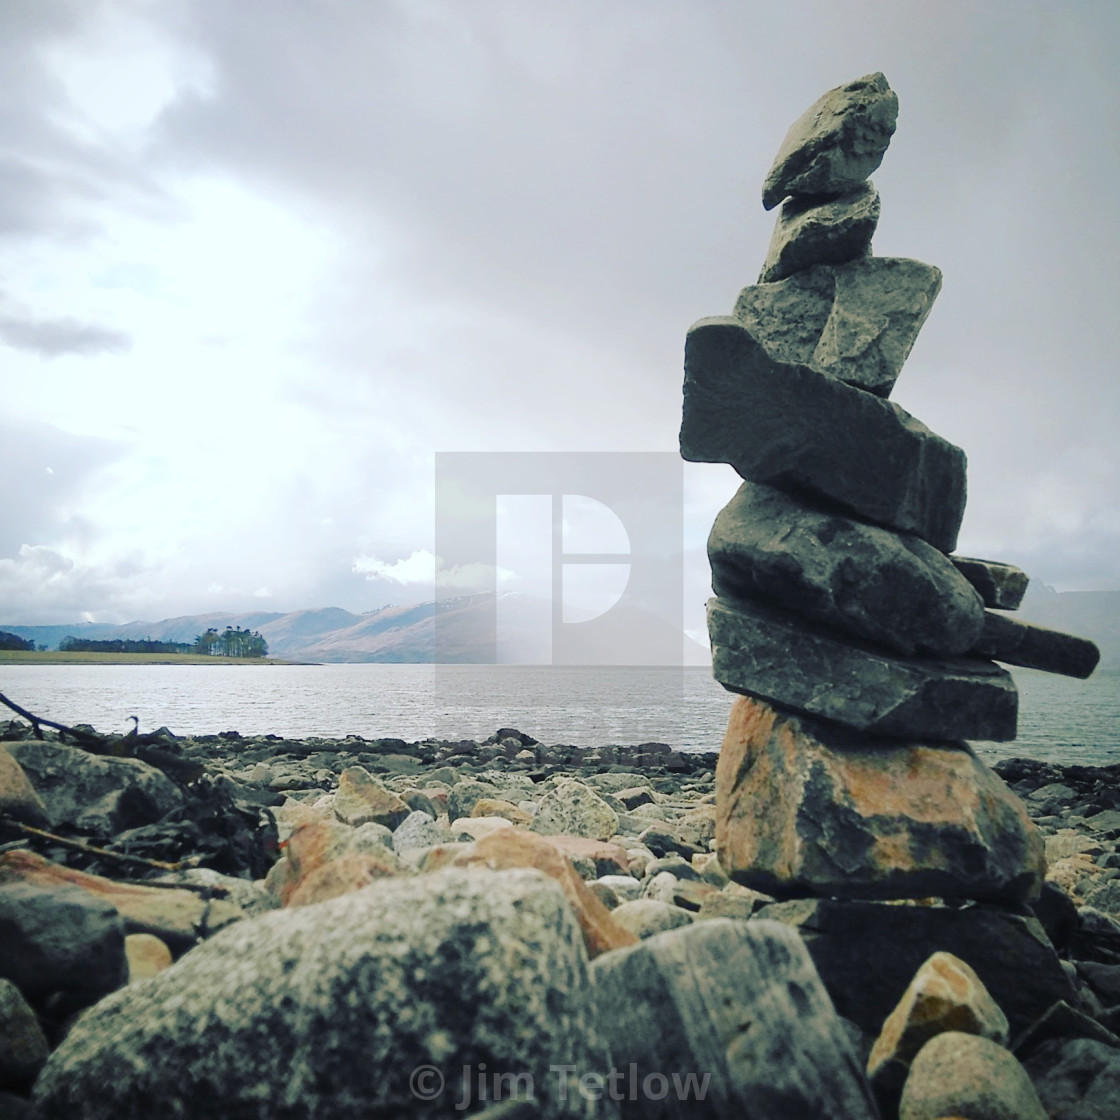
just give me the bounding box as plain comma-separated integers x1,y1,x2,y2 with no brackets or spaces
191,626,269,658
56,626,269,658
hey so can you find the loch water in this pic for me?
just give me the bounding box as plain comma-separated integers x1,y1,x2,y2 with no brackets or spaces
0,663,1117,767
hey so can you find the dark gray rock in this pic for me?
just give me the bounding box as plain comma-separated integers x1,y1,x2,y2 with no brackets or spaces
680,316,967,551
0,882,127,1008
1023,1037,1120,1120
0,978,49,1087
707,596,1018,741
1012,1000,1120,1059
733,257,942,397
1076,961,1120,1007
757,898,1077,1040
762,72,898,210
709,481,984,656
971,610,1100,678
4,740,183,834
590,918,877,1119
950,556,1030,610
759,182,880,283
1070,907,1120,965
32,869,609,1120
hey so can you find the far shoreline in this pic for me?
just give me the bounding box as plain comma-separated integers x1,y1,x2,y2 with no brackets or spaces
0,651,313,666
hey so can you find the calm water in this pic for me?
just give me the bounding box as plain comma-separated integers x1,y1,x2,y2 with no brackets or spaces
0,663,1117,765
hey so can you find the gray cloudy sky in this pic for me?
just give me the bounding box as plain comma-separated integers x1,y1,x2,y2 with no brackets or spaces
2,0,1119,642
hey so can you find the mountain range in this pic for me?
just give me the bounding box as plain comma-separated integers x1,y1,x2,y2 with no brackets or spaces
2,593,712,666
4,585,1118,668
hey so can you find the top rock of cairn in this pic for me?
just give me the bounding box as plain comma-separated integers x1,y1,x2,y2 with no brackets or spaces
762,72,898,211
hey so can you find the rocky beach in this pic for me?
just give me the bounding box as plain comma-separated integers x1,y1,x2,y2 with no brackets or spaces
0,717,1118,1117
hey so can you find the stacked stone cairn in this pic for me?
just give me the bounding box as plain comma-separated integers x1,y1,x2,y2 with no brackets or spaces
681,72,1102,906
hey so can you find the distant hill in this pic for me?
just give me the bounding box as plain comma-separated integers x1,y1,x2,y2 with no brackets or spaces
1,595,711,666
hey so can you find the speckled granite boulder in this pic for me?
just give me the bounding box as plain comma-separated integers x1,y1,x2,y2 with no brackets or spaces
33,868,610,1120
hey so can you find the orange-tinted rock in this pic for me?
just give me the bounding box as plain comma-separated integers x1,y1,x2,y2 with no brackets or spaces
544,835,630,877
452,829,637,958
274,818,405,906
286,852,400,908
716,696,1045,903
332,767,409,829
0,851,240,950
471,798,532,826
868,951,1009,1111
0,747,49,827
125,933,173,983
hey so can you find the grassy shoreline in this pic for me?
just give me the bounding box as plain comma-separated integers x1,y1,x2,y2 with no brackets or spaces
0,651,304,666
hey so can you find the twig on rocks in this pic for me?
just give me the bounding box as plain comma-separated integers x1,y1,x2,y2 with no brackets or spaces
0,817,195,873
0,691,104,747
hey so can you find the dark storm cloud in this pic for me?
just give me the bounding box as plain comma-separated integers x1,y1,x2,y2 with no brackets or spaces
0,313,131,356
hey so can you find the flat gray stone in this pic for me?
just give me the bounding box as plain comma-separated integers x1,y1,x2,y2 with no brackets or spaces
591,918,877,1119
760,181,880,283
708,596,1018,741
763,72,898,210
971,610,1100,678
733,257,942,397
680,316,967,551
951,556,1030,609
32,869,608,1120
709,481,984,656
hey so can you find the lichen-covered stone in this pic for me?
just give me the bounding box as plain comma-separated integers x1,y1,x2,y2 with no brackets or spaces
32,869,610,1120
716,696,1043,903
4,740,183,833
709,481,984,656
899,1032,1047,1120
760,182,880,283
591,918,878,1119
708,597,1018,741
681,315,967,551
332,766,409,829
733,257,942,396
762,72,898,210
532,779,619,842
